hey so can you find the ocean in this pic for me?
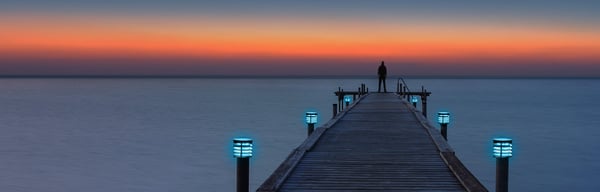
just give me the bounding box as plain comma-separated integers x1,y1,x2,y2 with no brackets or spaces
0,77,599,191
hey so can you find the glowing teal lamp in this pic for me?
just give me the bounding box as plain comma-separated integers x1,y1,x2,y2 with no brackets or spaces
493,137,512,192
493,138,512,158
305,112,318,125
411,96,418,107
437,111,450,125
233,137,253,192
344,95,352,106
437,111,450,140
305,112,318,136
233,138,253,158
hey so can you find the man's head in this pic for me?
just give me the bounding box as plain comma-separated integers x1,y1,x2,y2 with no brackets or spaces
381,61,385,65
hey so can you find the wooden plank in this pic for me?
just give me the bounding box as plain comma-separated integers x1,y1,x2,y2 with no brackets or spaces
259,93,487,192
441,152,489,192
257,94,368,192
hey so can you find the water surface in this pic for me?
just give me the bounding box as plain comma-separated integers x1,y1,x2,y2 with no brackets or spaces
0,78,598,191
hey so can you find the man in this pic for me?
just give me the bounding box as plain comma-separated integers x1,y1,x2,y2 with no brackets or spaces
378,61,387,93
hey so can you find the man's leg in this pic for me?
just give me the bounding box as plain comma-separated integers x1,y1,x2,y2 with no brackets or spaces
378,77,382,92
383,77,387,92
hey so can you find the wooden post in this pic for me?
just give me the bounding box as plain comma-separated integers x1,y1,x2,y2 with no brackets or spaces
361,84,365,95
399,83,403,95
340,89,344,111
397,81,400,93
421,95,427,118
332,104,338,117
337,87,342,112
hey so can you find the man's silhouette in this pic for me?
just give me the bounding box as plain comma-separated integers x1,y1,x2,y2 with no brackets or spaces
378,61,387,93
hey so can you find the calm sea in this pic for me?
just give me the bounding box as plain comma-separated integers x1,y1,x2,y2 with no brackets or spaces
0,78,599,191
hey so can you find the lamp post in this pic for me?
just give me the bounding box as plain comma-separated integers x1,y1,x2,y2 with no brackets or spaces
411,96,418,108
233,138,253,192
493,138,513,192
437,111,450,140
344,95,352,107
305,112,318,136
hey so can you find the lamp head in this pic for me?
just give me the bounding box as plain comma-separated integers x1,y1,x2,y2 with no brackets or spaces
411,96,418,103
437,111,450,125
305,111,318,124
233,138,253,158
344,95,352,103
493,138,513,158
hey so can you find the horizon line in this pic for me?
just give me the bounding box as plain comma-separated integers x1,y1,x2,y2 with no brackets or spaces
0,74,599,79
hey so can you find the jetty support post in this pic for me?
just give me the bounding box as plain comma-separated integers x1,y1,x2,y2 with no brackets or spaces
340,89,345,111
362,84,365,95
421,95,427,118
332,104,338,117
420,87,428,118
337,87,342,112
358,84,362,95
402,86,410,101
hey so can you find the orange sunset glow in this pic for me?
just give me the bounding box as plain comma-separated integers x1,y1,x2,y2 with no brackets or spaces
3,15,600,60
1,2,600,76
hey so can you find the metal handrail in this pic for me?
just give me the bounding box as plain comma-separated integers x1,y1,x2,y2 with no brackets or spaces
397,77,412,95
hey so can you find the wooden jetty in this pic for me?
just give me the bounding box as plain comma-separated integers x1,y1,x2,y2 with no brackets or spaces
258,90,487,191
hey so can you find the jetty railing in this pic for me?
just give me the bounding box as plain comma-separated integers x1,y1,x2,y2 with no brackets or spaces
397,77,412,97
395,77,432,117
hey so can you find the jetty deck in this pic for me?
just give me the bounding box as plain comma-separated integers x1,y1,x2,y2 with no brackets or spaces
258,93,486,191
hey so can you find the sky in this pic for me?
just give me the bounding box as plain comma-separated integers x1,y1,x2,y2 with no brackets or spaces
1,0,600,77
